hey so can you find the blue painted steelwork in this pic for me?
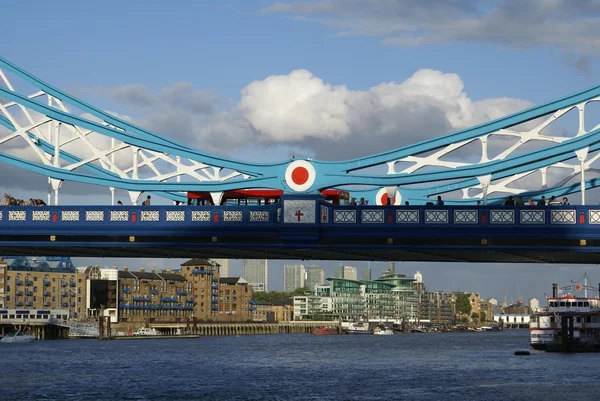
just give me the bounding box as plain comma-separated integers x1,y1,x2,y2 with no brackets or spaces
0,202,598,262
1,57,600,206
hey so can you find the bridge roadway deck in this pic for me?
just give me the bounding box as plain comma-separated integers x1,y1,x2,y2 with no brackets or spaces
1,198,600,263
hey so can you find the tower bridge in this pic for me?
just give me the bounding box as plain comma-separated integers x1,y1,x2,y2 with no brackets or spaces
1,57,600,262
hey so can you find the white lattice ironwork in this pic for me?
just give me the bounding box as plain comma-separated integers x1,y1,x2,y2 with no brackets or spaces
223,210,243,222
453,210,477,224
551,210,576,224
0,211,3,220
8,210,26,221
334,210,356,223
425,210,448,224
379,95,600,205
396,210,419,223
490,210,514,224
165,210,185,222
85,211,104,221
0,63,256,206
362,210,384,223
32,210,50,221
249,211,269,222
589,210,600,224
141,211,160,222
320,205,329,223
277,208,281,223
61,211,80,221
520,210,545,224
191,210,210,222
110,210,129,222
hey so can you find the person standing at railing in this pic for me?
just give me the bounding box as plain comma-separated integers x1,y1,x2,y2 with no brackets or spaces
436,196,444,206
142,195,151,206
537,196,546,206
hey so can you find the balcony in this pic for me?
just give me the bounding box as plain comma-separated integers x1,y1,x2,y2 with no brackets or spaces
191,269,213,275
150,289,159,295
24,280,33,286
15,280,22,286
60,282,67,287
211,306,218,311
24,291,33,296
16,290,23,296
70,282,76,287
15,301,23,306
26,301,33,307
211,285,218,289
176,290,187,296
186,298,195,303
212,277,218,282
70,302,75,307
249,300,256,305
43,291,51,297
133,296,151,302
211,299,218,304
211,292,218,297
160,297,178,303
249,307,257,311
61,302,69,307
44,302,50,307
122,288,131,294
43,280,50,286
61,292,69,297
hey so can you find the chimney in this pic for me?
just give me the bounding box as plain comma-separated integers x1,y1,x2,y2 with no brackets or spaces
552,283,558,298
124,266,128,272
140,267,145,273
151,268,155,273
113,265,118,270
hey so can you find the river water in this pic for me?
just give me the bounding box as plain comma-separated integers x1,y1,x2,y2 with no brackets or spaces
1,330,599,400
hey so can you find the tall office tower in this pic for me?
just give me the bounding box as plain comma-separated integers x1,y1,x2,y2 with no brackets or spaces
341,266,358,280
334,266,343,279
284,264,305,293
361,267,372,281
306,265,325,290
212,259,230,277
242,259,268,292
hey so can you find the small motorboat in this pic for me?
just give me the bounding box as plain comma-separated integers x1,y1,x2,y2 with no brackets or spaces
0,329,36,343
373,326,394,335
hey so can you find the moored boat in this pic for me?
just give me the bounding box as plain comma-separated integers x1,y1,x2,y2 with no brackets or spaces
373,326,394,335
0,329,36,343
311,326,339,335
132,327,159,336
344,322,373,335
530,274,600,352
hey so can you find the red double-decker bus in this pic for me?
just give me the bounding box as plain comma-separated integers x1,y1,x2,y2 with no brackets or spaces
187,189,350,206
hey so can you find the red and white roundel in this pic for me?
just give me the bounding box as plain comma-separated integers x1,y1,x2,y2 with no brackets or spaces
375,187,401,205
285,160,316,192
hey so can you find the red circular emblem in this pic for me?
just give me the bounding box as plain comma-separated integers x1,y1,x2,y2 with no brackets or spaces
291,167,309,185
380,193,396,205
575,284,582,291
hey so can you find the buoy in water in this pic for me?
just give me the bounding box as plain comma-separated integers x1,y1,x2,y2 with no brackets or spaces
514,351,530,356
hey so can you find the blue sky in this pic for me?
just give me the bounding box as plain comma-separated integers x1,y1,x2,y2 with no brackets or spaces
2,1,600,300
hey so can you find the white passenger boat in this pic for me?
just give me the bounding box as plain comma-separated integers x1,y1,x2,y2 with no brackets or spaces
530,274,600,351
345,322,373,335
0,329,36,343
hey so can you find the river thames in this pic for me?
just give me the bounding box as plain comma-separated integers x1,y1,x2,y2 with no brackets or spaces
1,330,599,400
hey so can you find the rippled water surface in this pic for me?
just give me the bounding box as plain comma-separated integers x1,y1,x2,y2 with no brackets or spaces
1,330,600,400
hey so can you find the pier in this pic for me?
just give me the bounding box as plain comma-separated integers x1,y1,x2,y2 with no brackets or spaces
103,320,336,339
